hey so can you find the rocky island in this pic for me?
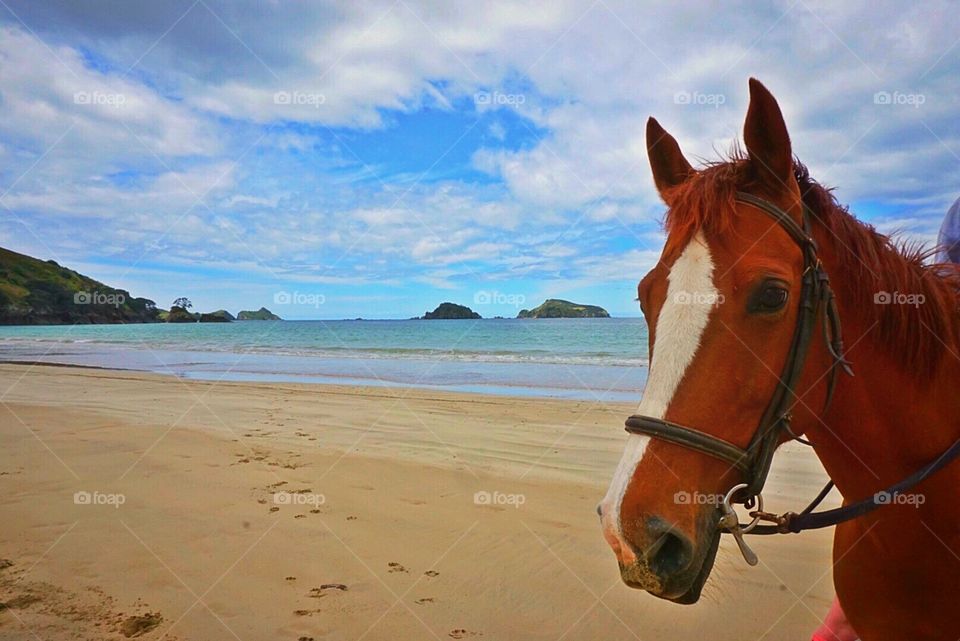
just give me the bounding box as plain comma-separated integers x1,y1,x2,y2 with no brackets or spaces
517,299,610,319
165,306,198,323
200,310,235,323
237,307,281,321
420,302,481,319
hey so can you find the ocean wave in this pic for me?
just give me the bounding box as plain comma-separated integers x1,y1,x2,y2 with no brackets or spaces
0,337,648,368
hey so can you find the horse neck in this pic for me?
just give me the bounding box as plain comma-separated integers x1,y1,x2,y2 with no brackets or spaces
801,225,960,501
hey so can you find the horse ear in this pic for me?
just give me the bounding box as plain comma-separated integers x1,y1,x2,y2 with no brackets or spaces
646,117,693,201
743,78,793,188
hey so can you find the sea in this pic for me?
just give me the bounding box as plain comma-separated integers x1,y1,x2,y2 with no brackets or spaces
0,318,649,402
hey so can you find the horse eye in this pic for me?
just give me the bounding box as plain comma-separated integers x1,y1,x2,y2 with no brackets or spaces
755,285,788,312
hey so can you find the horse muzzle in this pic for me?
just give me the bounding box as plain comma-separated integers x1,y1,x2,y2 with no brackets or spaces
613,514,721,604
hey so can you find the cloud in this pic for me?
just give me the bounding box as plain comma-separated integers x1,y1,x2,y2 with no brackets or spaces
0,25,215,162
1,1,959,317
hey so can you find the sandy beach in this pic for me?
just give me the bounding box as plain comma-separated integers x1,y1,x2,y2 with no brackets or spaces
0,363,839,640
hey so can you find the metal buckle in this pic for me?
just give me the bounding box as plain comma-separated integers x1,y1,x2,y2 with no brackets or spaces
718,483,762,566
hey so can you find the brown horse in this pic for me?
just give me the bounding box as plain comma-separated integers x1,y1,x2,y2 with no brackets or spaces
598,79,960,640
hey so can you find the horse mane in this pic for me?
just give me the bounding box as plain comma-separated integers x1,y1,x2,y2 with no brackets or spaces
661,152,960,376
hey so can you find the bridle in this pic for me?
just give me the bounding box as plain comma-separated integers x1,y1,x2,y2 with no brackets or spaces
623,191,960,566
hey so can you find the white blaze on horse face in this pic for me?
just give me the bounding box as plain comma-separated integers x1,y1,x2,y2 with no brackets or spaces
601,232,717,563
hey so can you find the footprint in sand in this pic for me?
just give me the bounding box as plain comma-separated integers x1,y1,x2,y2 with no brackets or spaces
423,570,439,577
293,608,321,616
119,612,162,638
346,515,358,521
0,593,40,611
448,629,481,639
387,562,408,573
294,514,306,519
269,507,280,513
285,576,296,582
309,584,348,598
415,597,435,605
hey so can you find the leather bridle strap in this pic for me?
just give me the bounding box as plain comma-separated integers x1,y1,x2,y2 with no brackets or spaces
750,437,960,534
735,192,813,247
623,415,750,474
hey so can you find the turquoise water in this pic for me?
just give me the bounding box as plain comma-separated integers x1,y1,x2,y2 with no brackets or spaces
0,319,649,401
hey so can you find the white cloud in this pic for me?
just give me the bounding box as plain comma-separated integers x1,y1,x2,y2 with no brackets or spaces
1,0,959,315
0,26,215,161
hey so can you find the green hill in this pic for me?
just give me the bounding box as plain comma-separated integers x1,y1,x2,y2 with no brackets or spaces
200,310,235,323
167,306,199,323
237,307,281,320
517,299,610,319
421,302,481,319
0,247,160,325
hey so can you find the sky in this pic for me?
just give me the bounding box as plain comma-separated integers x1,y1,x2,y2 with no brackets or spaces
1,1,958,319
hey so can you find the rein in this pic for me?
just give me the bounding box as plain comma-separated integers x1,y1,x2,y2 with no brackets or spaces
623,191,960,566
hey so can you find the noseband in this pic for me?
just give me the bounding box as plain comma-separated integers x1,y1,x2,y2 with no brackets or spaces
623,191,960,564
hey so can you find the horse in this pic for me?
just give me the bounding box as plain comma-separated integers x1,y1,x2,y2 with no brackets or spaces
598,78,960,640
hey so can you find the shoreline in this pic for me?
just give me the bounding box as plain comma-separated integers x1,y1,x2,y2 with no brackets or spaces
0,363,838,640
0,338,648,402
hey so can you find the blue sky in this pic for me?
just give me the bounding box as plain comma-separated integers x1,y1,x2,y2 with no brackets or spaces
1,1,958,319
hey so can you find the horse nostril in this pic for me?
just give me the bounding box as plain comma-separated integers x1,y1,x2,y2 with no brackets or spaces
596,503,603,517
644,519,694,578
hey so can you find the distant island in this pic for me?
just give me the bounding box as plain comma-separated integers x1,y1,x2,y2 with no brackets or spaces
420,302,481,319
517,299,610,319
0,246,282,325
0,246,613,325
200,310,235,323
237,307,281,321
164,305,197,323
